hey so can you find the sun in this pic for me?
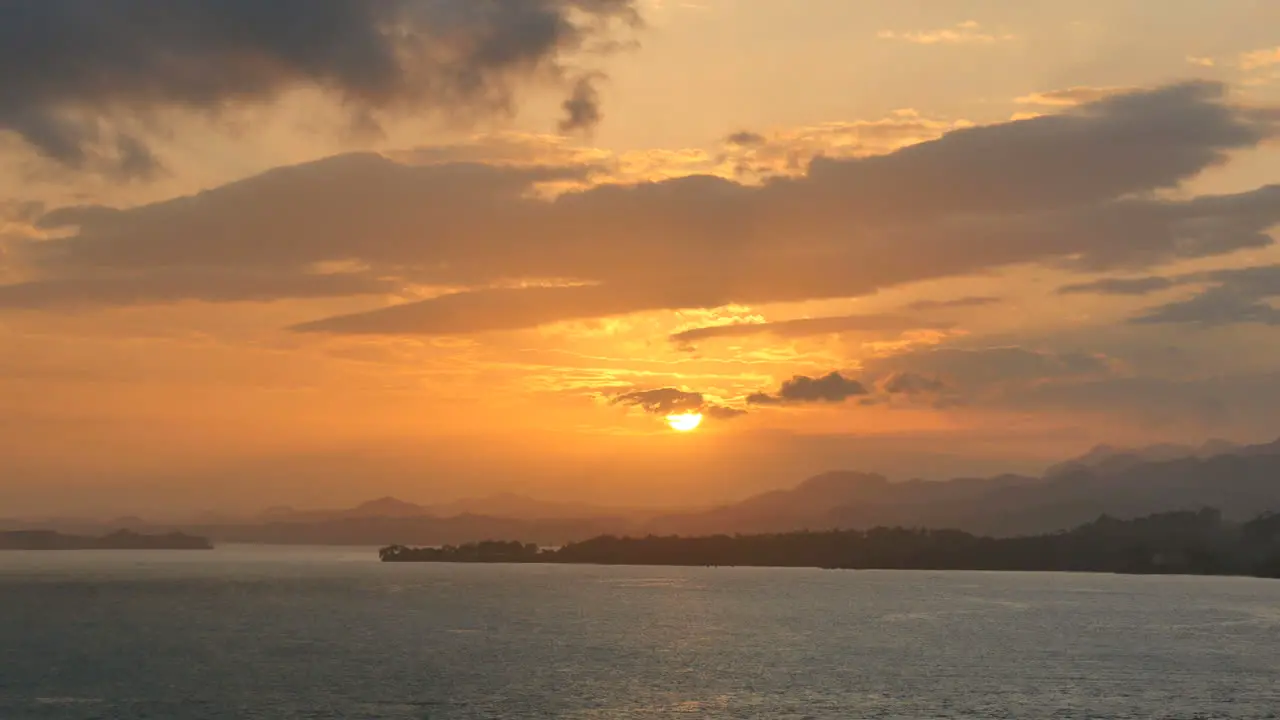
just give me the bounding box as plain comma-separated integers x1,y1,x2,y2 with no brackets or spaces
665,412,704,432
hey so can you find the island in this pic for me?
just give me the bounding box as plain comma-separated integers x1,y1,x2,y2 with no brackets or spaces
379,509,1280,579
0,529,214,550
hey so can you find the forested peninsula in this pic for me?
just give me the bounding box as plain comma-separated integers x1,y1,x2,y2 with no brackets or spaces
379,509,1280,578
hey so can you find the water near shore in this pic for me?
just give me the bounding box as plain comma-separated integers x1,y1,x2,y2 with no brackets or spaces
2,545,1278,719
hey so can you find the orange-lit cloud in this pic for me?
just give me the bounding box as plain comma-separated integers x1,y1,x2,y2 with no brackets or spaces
7,3,1280,518
670,314,952,347
1014,86,1137,107
877,21,1015,45
1239,47,1280,71
612,387,745,420
9,82,1274,338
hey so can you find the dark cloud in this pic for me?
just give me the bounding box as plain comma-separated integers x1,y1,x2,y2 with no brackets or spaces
903,296,1003,311
859,346,1114,388
1015,86,1137,107
754,348,1110,413
1010,373,1280,435
703,405,748,420
613,387,703,414
877,371,949,395
669,313,948,346
612,387,743,419
0,270,395,309
558,75,604,134
1134,287,1280,326
743,342,1280,432
6,82,1280,329
799,81,1270,220
745,367,965,411
748,372,869,405
725,131,767,147
1059,264,1280,327
1058,277,1178,295
1131,266,1280,327
0,0,640,176
868,371,958,409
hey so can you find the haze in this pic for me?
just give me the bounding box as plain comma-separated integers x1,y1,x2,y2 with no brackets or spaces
3,0,1280,518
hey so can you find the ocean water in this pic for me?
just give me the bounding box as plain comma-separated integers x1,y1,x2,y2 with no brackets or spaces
1,547,1278,719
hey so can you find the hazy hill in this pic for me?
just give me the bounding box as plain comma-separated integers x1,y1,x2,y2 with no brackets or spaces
33,436,1280,546
247,494,647,525
645,441,1280,538
194,514,618,547
424,493,647,521
1039,437,1280,478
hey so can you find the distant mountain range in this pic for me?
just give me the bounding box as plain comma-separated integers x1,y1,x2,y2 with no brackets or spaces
1041,437,1273,478
10,436,1280,546
251,493,655,525
646,436,1280,538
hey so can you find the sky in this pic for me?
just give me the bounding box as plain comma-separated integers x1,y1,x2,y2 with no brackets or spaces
3,0,1280,517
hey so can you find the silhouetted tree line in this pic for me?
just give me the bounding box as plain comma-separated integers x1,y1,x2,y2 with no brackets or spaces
379,508,1280,578
380,539,540,563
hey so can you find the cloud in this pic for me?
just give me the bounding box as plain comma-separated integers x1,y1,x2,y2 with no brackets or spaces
1010,373,1280,435
613,387,703,413
1014,87,1136,107
724,131,767,147
558,75,605,134
0,270,397,309
716,112,974,178
876,371,949,396
877,21,1014,45
703,405,748,420
612,387,744,419
0,0,640,176
745,344,1280,433
748,371,869,405
1059,264,1280,328
6,81,1280,332
903,296,1003,311
669,313,948,346
859,346,1114,388
1134,286,1280,326
1240,47,1280,71
868,371,958,408
1130,266,1280,327
294,281,719,335
1058,277,1178,296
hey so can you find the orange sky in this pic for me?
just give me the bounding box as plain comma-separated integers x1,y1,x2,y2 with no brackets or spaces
3,0,1280,517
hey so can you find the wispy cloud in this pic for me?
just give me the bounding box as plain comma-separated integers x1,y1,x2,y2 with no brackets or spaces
1014,87,1135,107
1239,47,1280,71
877,21,1014,45
669,313,950,347
1056,263,1280,328
903,296,1003,312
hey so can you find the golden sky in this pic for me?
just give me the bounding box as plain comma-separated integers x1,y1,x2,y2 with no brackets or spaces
3,0,1280,516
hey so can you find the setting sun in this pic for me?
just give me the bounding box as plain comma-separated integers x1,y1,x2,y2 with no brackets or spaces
665,413,704,432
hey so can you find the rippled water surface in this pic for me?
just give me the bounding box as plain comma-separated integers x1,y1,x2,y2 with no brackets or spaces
2,546,1279,719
